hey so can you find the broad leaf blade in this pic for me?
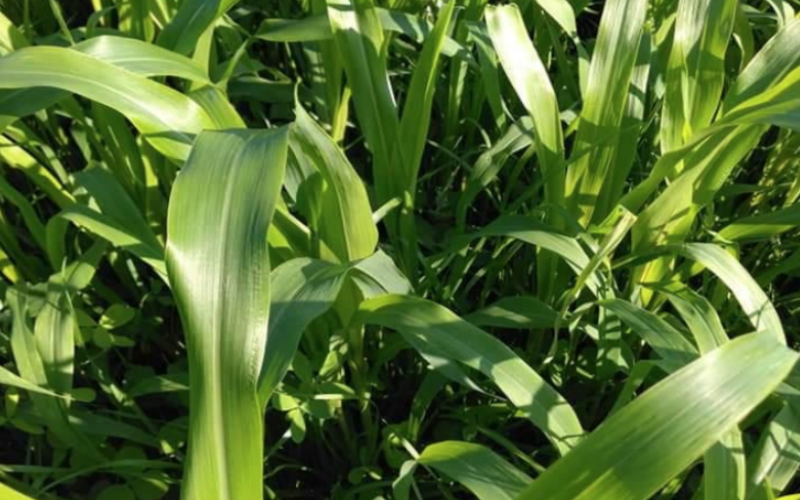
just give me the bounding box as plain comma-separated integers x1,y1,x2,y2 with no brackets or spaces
259,258,348,403
0,47,213,160
358,295,584,455
514,333,798,500
419,441,533,500
166,128,289,500
290,105,378,261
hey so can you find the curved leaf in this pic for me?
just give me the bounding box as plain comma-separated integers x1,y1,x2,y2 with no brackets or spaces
259,258,348,403
419,441,533,500
514,333,798,500
677,243,784,342
0,47,214,160
357,295,584,455
166,128,289,500
290,105,378,261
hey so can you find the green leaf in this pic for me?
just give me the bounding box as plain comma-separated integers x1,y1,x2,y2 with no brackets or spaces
326,0,400,205
33,280,78,395
98,485,136,500
660,0,737,151
259,258,348,403
0,47,213,160
513,333,798,500
99,304,136,330
677,243,784,342
392,460,417,500
128,373,190,398
717,83,800,132
651,281,729,352
705,430,746,500
418,441,533,500
0,482,37,500
166,128,289,500
350,250,412,298
59,204,166,279
599,298,698,371
290,105,378,261
487,5,564,210
630,126,764,298
258,249,410,404
0,133,74,209
724,19,800,110
747,391,800,497
75,36,210,82
7,287,101,458
76,167,161,253
595,27,651,216
1,34,213,132
561,208,635,312
719,204,800,241
460,216,606,295
256,8,468,60
565,0,648,224
0,365,64,398
399,0,455,190
456,118,535,228
157,0,237,55
59,168,166,279
357,295,584,455
0,11,29,54
0,176,46,250
466,296,557,330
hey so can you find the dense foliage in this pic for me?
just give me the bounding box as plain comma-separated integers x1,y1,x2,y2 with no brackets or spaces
1,0,800,499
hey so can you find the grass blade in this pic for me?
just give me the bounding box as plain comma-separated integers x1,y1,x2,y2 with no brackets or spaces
165,128,289,500
326,0,400,205
677,243,784,341
487,5,564,211
0,47,213,160
290,105,378,261
399,0,455,191
565,0,647,224
358,295,584,455
419,441,533,500
660,0,737,151
719,204,800,241
259,258,348,404
157,0,237,55
514,333,798,500
599,298,698,371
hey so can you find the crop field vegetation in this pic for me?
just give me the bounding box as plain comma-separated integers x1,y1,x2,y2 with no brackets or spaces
1,0,800,499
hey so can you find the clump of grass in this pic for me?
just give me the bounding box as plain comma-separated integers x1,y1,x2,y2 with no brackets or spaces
0,1,799,500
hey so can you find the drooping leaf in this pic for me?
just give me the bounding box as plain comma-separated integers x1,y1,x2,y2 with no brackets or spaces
0,47,214,160
677,243,784,342
418,441,533,500
357,295,584,455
